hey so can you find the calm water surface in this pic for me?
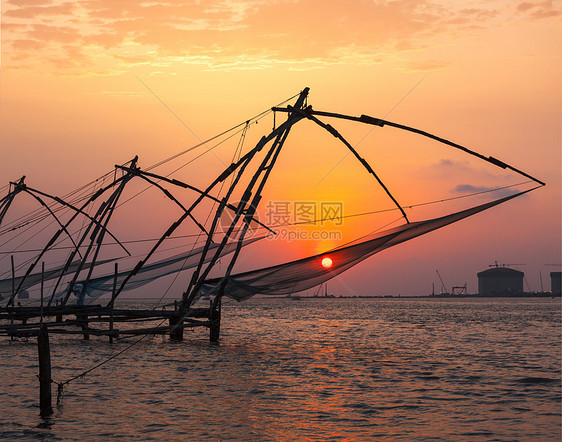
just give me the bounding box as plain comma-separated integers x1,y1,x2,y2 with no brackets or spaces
1,298,560,440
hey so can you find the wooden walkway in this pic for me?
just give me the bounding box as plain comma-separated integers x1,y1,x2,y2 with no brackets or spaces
0,303,220,341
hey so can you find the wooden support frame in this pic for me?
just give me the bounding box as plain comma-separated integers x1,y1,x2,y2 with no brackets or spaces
179,88,310,319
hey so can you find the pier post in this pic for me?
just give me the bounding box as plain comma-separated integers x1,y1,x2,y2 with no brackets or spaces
55,300,62,323
169,310,183,342
209,298,221,343
77,314,90,340
10,255,15,340
38,324,53,416
109,307,115,344
109,263,117,343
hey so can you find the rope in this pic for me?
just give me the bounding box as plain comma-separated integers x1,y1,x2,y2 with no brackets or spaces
0,235,208,254
0,179,532,260
59,327,158,387
0,92,299,243
42,100,273,388
53,300,200,404
114,124,252,210
0,173,114,235
152,125,253,308
245,180,533,231
145,92,299,172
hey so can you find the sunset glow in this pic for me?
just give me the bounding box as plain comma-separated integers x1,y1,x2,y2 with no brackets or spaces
1,0,560,295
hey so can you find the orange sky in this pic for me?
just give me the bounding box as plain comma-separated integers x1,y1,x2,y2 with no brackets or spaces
1,0,560,296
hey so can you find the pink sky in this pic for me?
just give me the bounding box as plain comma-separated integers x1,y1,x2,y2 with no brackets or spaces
1,0,560,296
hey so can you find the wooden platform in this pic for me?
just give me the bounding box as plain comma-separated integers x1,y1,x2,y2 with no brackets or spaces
0,303,220,341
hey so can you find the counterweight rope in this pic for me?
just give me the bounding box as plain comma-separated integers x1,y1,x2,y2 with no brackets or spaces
53,301,201,407
0,179,530,259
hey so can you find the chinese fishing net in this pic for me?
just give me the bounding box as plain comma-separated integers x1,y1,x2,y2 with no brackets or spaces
1,237,262,302
203,191,531,301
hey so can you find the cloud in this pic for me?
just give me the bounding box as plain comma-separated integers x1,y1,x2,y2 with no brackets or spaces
1,0,506,73
403,59,450,72
434,159,469,169
516,1,561,18
10,38,45,52
29,24,81,43
9,0,54,6
5,2,75,18
452,184,521,198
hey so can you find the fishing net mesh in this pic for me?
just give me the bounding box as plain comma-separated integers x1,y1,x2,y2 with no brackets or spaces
203,192,523,301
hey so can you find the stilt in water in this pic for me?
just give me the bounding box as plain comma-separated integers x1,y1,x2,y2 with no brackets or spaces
10,255,15,340
169,315,184,341
55,300,62,323
109,263,117,343
40,263,45,323
38,324,53,417
209,297,221,343
77,314,90,340
169,302,183,341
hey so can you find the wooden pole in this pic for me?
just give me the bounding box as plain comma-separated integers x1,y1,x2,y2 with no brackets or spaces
40,262,45,324
209,297,221,343
169,301,183,341
169,316,184,341
11,255,15,301
38,324,53,416
109,263,117,343
10,256,15,339
80,314,90,340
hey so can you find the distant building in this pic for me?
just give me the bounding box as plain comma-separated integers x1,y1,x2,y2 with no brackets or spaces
551,272,561,295
477,267,524,296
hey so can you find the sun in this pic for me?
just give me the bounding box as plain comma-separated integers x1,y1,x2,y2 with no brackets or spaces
321,257,333,269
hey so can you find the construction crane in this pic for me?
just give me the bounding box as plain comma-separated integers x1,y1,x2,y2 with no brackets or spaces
435,269,449,295
452,284,467,295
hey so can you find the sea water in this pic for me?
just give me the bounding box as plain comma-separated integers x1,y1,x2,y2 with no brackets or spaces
1,297,560,440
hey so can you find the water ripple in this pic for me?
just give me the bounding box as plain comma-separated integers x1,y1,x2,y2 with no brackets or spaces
0,297,560,440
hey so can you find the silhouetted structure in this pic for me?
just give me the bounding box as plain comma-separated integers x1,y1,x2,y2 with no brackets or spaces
0,87,546,342
478,267,524,296
551,272,561,295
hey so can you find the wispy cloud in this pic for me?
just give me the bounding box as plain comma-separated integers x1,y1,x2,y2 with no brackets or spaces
516,1,560,18
5,2,75,18
0,0,506,73
434,159,470,169
403,59,450,72
3,0,558,74
452,184,521,198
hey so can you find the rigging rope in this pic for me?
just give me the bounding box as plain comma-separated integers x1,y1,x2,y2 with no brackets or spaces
2,88,545,410
0,179,530,263
268,180,532,229
54,319,165,406
0,170,115,234
53,299,203,406
0,92,298,240
149,122,254,309
145,92,299,172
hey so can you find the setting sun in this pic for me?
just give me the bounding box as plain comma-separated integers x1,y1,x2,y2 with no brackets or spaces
321,257,333,269
1,0,559,295
0,1,560,439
